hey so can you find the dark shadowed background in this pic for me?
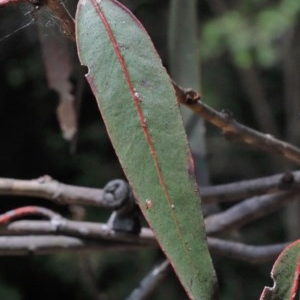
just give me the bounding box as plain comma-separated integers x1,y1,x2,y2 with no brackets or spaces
0,0,299,299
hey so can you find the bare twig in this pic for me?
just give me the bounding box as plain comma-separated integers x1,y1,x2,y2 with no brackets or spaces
1,175,299,238
208,238,288,263
0,233,289,264
0,233,155,255
173,82,300,165
205,191,297,235
201,170,300,203
1,219,155,246
0,235,91,255
0,176,121,207
1,174,299,207
0,0,20,5
125,260,170,300
0,206,62,224
0,208,292,263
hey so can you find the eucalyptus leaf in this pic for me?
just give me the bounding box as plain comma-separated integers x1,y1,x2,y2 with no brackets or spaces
260,240,300,300
76,0,217,298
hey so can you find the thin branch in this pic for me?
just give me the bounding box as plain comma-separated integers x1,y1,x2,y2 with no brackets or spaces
208,238,288,263
1,219,156,246
125,260,170,300
1,175,299,237
201,170,300,203
2,171,298,207
0,176,111,207
205,191,297,235
0,209,291,263
0,206,62,224
0,234,289,264
0,235,106,255
0,0,19,5
173,82,300,165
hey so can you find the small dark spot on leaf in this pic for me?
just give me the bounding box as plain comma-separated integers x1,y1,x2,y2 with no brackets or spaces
119,43,129,50
141,79,151,88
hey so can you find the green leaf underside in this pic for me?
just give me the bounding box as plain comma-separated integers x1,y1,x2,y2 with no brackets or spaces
260,240,300,300
76,0,217,298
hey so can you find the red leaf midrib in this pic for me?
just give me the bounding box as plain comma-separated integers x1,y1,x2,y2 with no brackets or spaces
89,0,193,257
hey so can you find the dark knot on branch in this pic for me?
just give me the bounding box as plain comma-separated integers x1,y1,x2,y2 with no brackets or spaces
104,180,141,235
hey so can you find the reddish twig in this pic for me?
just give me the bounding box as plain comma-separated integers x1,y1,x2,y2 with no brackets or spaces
0,0,20,5
173,82,300,165
0,206,62,225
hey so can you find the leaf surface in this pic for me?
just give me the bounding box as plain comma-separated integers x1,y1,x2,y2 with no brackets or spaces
260,240,300,300
76,0,217,298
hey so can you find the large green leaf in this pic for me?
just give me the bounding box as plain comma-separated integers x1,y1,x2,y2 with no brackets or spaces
76,0,217,298
260,240,300,300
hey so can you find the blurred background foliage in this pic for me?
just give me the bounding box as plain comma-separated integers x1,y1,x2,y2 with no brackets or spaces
0,0,299,299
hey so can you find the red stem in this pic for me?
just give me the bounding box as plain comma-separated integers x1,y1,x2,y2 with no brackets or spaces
0,206,61,225
291,257,300,300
